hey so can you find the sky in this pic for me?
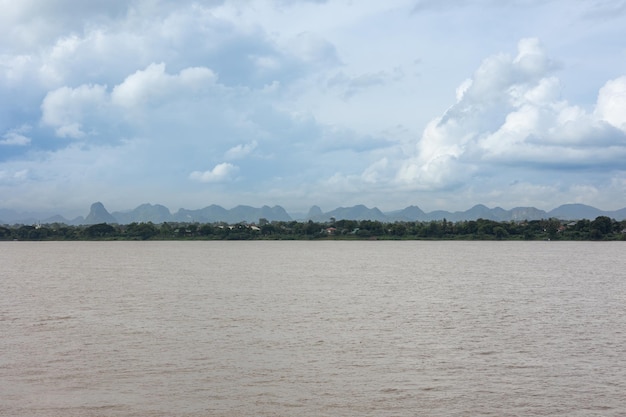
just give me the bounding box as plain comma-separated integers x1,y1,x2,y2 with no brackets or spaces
1,0,626,217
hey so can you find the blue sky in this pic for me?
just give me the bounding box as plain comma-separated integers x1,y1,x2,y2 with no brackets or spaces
1,0,626,216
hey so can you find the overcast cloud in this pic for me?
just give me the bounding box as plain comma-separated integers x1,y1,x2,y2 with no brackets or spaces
1,0,626,216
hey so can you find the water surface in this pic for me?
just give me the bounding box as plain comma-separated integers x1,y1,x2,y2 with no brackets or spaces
1,241,625,416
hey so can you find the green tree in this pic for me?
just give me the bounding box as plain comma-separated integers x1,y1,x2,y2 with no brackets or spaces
476,219,494,237
126,222,158,240
159,222,174,238
85,223,116,238
543,218,561,240
389,222,407,237
0,226,12,239
197,224,214,237
493,226,508,240
591,216,612,237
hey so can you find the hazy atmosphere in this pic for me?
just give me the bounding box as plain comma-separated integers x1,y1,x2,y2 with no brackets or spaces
2,0,626,217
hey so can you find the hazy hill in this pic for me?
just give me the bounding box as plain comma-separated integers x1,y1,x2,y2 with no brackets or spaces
611,207,626,219
547,204,604,220
84,202,117,224
320,205,387,221
386,205,427,221
306,205,324,219
173,204,230,223
113,203,172,224
171,204,291,223
508,207,548,221
304,203,621,222
2,201,626,225
231,205,291,223
0,208,78,225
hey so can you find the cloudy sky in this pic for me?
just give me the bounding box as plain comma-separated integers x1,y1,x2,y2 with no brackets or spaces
2,0,626,216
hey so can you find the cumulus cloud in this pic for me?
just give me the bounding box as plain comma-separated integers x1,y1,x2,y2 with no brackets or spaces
595,76,626,131
225,141,258,160
1,126,31,146
38,63,226,144
0,0,129,51
189,163,239,183
361,158,390,184
41,84,108,138
111,63,217,108
396,38,626,191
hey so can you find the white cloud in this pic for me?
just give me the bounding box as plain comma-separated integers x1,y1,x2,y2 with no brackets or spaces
361,157,390,184
0,168,28,182
111,63,217,108
41,84,109,138
0,134,30,146
512,37,556,78
1,126,31,146
189,163,239,183
595,75,626,131
395,38,626,193
455,78,473,102
0,54,34,84
225,141,258,160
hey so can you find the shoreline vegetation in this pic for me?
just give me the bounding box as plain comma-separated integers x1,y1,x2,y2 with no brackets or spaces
2,216,625,241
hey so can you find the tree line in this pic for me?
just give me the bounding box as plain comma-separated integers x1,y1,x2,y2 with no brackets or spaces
1,216,625,241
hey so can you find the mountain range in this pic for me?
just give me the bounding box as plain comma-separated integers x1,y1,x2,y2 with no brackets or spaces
2,202,626,225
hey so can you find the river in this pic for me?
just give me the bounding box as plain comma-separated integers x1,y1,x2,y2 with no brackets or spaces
1,241,625,416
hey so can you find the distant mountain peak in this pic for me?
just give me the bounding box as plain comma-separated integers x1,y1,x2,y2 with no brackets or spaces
85,202,117,224
548,203,603,220
4,201,623,226
307,205,323,218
